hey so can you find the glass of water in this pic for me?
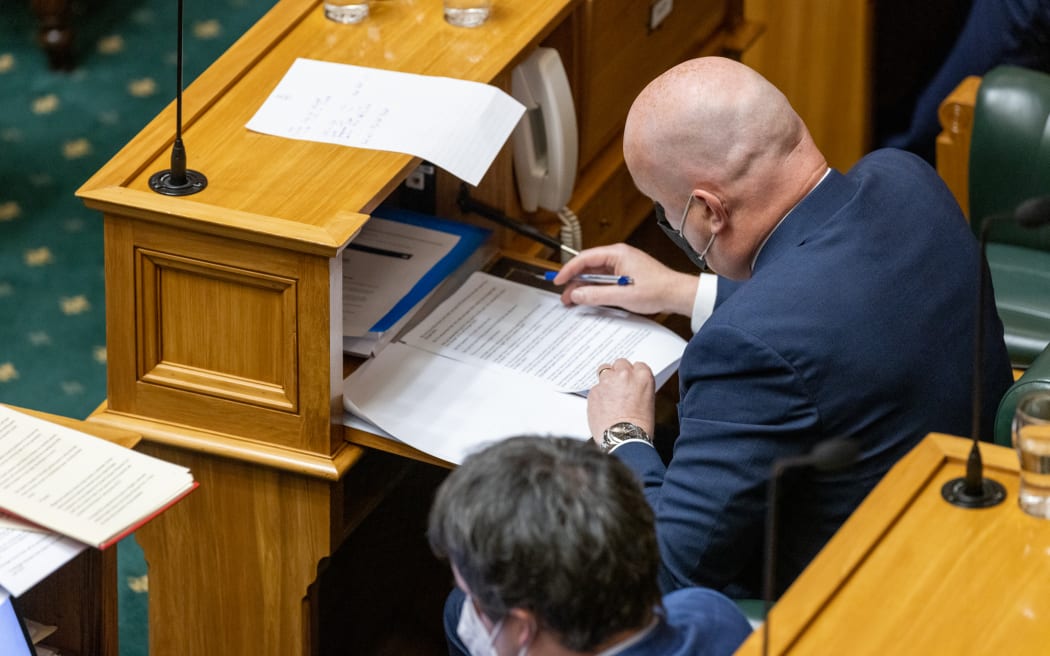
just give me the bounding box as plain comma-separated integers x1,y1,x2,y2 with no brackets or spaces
324,0,369,23
444,0,492,27
1013,391,1050,518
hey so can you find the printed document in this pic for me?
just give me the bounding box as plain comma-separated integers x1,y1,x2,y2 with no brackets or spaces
0,522,85,596
401,272,687,393
343,272,688,463
344,343,590,465
246,58,525,185
0,406,197,550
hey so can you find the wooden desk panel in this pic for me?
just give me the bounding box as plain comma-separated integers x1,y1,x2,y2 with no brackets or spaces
736,434,1050,655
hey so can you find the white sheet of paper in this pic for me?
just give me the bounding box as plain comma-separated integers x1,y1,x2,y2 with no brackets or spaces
0,527,85,597
401,272,688,393
343,343,590,465
0,513,46,534
342,217,460,337
246,58,526,185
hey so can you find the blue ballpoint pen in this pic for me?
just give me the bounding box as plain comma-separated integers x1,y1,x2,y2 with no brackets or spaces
536,271,634,286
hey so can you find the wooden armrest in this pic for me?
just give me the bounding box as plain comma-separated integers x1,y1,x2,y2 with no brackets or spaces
936,75,982,219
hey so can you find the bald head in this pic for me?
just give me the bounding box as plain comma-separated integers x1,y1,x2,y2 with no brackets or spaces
624,57,827,278
625,57,813,193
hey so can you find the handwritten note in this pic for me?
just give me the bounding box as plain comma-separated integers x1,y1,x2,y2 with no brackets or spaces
246,58,526,185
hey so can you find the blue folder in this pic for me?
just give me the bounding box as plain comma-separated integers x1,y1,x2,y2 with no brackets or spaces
366,206,491,333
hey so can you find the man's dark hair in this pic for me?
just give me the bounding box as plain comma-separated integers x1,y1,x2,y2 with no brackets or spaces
428,436,661,651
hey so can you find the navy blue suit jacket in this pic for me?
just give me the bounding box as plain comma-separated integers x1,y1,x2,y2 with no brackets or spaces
615,149,1013,597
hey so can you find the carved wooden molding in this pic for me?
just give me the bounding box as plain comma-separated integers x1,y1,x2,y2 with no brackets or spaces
135,248,299,412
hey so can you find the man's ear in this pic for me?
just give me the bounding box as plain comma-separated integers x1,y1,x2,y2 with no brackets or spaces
694,189,728,231
506,608,539,648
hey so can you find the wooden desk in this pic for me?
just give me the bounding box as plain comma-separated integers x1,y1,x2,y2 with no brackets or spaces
5,406,140,656
76,1,579,654
736,433,1050,655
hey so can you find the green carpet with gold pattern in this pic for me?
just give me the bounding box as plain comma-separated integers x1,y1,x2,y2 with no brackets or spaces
1,1,271,653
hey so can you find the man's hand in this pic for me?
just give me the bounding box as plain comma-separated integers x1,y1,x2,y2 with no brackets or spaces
588,359,656,445
553,243,699,317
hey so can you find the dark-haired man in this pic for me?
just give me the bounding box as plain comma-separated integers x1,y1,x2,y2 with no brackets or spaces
428,436,751,656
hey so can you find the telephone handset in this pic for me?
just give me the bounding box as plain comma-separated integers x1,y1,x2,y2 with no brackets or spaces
511,47,578,215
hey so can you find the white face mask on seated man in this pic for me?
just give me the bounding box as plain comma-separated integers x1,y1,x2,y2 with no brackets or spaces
457,594,528,656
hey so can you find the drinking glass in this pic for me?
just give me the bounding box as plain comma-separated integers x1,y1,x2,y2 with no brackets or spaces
444,0,492,27
324,0,369,24
1013,391,1050,518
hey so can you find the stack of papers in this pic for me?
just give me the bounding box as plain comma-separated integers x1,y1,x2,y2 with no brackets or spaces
0,406,197,596
342,208,491,356
343,272,688,464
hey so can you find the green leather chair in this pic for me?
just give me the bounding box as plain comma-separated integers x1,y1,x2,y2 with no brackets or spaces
994,345,1050,446
969,66,1050,367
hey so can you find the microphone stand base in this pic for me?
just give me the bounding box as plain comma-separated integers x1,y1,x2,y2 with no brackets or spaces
941,476,1006,508
149,169,208,196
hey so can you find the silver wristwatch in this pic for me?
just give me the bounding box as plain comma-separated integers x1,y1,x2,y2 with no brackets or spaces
600,422,652,453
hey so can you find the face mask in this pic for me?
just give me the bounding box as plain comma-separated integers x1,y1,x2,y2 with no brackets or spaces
457,595,504,656
654,195,717,271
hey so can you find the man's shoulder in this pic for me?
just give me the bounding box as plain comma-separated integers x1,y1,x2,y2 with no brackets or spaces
847,148,962,221
852,147,936,177
651,588,753,655
663,586,741,613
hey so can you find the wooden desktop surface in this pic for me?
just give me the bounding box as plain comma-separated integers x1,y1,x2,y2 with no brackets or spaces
78,0,577,248
736,433,1050,655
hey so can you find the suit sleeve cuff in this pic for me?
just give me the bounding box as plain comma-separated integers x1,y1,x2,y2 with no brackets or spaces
606,438,656,454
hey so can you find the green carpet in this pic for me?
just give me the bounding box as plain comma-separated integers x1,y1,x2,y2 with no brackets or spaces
0,1,272,653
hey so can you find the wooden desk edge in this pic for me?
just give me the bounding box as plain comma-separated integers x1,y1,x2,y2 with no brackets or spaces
736,433,1014,655
89,402,365,480
76,0,318,195
344,426,454,470
4,404,141,450
78,185,367,256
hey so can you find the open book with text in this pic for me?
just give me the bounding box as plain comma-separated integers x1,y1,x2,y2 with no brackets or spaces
0,406,197,551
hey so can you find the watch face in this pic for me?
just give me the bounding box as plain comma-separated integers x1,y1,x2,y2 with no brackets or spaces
611,422,643,440
603,422,648,450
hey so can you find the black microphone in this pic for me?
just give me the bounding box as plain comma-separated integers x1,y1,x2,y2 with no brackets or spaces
942,195,1050,508
457,184,579,257
149,0,207,196
762,436,859,656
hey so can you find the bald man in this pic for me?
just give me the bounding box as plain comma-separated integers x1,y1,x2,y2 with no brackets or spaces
554,57,1012,599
